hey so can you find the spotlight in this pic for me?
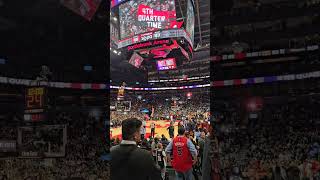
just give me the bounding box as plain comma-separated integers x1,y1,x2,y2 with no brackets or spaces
246,97,263,111
113,50,117,54
247,102,257,111
117,51,121,55
187,92,192,99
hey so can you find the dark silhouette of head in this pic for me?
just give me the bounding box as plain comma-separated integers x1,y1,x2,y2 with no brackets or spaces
121,118,142,141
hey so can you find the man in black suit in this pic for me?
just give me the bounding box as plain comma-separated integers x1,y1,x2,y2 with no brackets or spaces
111,118,161,180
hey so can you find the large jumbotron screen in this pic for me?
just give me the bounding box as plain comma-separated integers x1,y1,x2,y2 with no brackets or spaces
186,0,195,45
112,0,194,50
119,0,176,40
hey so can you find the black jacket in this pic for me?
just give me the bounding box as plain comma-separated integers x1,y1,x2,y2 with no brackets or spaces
111,144,162,180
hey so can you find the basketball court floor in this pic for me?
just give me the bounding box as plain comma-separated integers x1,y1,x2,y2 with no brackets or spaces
111,120,179,140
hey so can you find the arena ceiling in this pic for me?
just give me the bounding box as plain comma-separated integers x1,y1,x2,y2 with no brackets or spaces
0,0,211,82
178,0,210,47
0,0,108,80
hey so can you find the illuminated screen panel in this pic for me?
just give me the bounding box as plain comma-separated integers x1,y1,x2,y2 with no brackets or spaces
110,21,119,43
111,0,127,8
186,0,195,46
157,58,177,71
129,52,144,68
61,0,102,21
25,87,46,110
117,29,192,48
24,87,47,122
119,0,177,40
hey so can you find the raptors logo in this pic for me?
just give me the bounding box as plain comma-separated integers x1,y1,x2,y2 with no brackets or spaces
150,48,170,58
150,40,179,58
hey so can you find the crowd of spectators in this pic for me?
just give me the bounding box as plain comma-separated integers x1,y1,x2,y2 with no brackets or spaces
213,0,320,54
216,0,320,26
213,94,320,179
110,91,210,128
0,110,109,180
214,50,320,81
110,114,211,180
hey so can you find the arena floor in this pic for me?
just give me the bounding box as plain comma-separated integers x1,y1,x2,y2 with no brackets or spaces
111,120,180,140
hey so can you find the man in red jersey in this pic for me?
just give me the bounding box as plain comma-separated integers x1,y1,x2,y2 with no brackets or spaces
165,127,198,180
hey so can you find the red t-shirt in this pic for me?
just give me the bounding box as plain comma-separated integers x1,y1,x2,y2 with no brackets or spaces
172,136,193,172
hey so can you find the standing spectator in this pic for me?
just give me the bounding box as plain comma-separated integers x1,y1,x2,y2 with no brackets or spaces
178,121,183,129
151,121,156,138
229,167,243,180
111,118,161,180
198,132,206,167
271,162,287,180
272,165,286,180
156,143,167,180
161,134,169,146
151,137,159,162
165,127,198,180
187,132,200,180
202,120,218,180
195,128,201,144
168,122,175,139
140,121,146,140
299,159,313,179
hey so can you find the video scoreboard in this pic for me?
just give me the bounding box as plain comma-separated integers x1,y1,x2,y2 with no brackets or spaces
157,58,177,70
24,87,47,122
111,0,195,70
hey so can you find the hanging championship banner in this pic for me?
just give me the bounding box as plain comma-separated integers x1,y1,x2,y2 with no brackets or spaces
117,82,126,100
